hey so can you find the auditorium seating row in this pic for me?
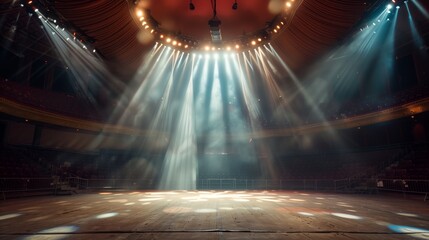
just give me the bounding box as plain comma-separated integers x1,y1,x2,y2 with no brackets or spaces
278,148,404,180
380,146,429,180
1,144,427,182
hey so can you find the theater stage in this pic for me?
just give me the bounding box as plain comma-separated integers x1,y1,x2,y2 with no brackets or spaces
0,191,428,239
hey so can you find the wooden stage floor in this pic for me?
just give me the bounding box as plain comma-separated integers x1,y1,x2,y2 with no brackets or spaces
0,191,428,239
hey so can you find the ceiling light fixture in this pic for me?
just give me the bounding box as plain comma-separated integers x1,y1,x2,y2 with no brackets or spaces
189,0,195,10
131,0,303,52
209,0,222,43
232,0,238,10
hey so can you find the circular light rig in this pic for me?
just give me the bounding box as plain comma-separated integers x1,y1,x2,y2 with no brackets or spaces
131,0,303,53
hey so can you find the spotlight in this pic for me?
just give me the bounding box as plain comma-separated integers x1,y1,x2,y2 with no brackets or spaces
396,5,400,9
387,4,393,9
189,0,195,10
136,10,143,17
208,17,222,43
232,0,238,10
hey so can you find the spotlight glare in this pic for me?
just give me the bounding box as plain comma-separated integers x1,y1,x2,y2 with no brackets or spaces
251,40,257,45
258,38,262,42
387,4,393,9
286,2,292,8
160,34,164,39
396,5,400,9
136,10,143,17
34,8,38,12
172,40,177,45
205,46,210,51
166,38,171,43
185,45,189,48
235,44,240,49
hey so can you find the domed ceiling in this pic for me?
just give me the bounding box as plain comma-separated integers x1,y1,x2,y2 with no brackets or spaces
51,0,373,78
2,0,428,80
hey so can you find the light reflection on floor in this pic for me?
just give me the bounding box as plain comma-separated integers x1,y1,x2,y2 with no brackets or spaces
388,225,429,240
95,212,118,219
331,213,362,220
0,213,21,220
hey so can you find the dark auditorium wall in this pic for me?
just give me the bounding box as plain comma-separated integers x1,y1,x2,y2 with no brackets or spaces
4,121,35,146
0,122,5,144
